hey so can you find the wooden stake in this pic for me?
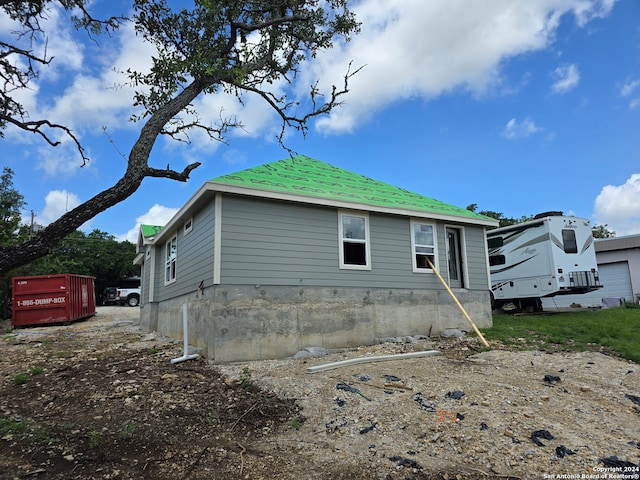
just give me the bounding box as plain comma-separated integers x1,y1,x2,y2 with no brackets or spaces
425,257,490,348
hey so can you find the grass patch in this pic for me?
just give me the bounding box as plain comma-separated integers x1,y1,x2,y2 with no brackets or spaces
238,367,261,394
119,421,137,439
88,429,103,448
288,417,303,430
0,417,28,436
13,373,28,385
480,306,640,363
0,418,57,445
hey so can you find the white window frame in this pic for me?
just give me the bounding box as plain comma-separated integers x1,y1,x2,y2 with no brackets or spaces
184,217,193,235
410,220,437,273
338,210,371,270
165,234,177,285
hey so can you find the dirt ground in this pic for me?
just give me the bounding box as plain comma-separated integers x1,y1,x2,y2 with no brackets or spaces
0,307,639,480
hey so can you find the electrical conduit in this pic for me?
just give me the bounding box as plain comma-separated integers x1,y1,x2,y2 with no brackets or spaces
171,303,200,364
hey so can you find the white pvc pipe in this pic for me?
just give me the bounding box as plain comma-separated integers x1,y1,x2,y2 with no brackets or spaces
306,350,441,374
171,303,199,364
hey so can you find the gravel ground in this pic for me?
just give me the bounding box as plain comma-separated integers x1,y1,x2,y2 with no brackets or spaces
1,306,639,479
217,332,640,479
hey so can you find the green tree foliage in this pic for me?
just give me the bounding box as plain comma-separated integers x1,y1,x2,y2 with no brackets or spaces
0,167,26,249
591,224,615,238
467,204,616,238
0,0,361,275
2,229,138,319
10,230,137,282
465,204,533,228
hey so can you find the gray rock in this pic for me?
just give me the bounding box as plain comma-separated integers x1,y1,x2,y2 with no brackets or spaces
441,328,466,338
292,346,331,359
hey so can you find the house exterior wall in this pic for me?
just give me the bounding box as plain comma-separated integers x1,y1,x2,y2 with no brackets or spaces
153,200,217,302
139,193,493,362
219,195,490,290
141,246,151,305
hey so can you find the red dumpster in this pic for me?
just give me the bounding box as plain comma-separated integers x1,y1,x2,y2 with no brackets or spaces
11,274,96,327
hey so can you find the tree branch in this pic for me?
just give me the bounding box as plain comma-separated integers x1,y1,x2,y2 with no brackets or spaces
0,114,90,166
145,162,202,181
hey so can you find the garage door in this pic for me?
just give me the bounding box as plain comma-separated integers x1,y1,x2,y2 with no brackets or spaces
542,261,633,309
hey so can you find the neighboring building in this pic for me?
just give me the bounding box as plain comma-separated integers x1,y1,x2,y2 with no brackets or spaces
135,155,498,362
542,233,640,309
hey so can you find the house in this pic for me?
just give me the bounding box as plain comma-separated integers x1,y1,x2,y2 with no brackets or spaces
135,155,498,362
542,233,640,309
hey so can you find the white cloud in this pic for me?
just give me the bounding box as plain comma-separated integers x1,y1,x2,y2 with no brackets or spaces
309,0,612,133
42,22,154,135
594,174,640,236
551,64,580,94
502,117,541,139
621,79,640,109
37,190,82,225
570,0,616,26
116,204,179,243
2,0,619,157
620,79,640,96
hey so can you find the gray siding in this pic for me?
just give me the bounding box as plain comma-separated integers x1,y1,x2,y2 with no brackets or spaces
220,195,338,286
219,195,489,290
153,201,216,302
462,227,491,290
141,246,151,304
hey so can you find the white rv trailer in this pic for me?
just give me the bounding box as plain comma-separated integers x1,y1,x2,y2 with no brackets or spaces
487,212,602,312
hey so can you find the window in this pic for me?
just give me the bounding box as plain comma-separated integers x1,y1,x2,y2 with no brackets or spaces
489,255,506,266
184,217,193,235
411,221,436,271
487,236,503,249
165,235,177,284
339,212,370,269
562,229,578,254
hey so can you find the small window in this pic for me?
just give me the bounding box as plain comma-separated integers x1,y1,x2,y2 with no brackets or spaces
184,217,193,235
562,229,578,254
339,211,370,269
411,221,436,272
165,235,177,284
489,255,506,266
487,236,503,249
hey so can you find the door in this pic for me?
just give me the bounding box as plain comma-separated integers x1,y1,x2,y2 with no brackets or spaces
446,227,464,288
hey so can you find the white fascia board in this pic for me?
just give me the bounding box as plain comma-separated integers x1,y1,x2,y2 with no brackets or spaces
206,182,499,228
151,182,212,245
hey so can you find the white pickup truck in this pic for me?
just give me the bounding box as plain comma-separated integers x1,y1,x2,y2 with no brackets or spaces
115,286,140,307
114,277,141,307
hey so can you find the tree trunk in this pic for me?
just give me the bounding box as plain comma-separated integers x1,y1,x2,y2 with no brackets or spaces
0,79,207,276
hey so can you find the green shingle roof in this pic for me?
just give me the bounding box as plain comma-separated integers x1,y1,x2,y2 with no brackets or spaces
211,155,492,222
140,224,163,238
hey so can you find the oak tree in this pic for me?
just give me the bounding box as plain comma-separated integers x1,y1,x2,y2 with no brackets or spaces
0,0,360,275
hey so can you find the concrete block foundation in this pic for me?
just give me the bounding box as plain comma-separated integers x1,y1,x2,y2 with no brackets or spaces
139,286,492,362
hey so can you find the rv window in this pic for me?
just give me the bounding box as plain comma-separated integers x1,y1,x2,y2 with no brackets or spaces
487,237,503,249
562,229,578,254
489,255,505,266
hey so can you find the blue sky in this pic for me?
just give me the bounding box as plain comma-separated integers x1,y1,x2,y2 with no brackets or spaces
2,0,639,242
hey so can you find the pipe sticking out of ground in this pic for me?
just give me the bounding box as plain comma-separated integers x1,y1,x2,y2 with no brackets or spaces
171,303,200,364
